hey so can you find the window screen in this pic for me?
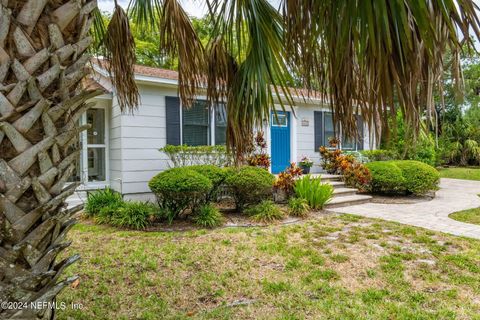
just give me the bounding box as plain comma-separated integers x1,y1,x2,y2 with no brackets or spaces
183,100,210,146
215,104,227,145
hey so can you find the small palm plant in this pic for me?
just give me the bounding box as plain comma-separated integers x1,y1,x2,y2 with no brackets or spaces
294,175,334,210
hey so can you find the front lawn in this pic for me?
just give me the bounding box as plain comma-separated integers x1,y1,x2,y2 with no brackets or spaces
58,215,480,319
450,207,480,226
438,167,480,181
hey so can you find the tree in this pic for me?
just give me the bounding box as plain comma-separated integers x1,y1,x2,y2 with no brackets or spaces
1,1,479,319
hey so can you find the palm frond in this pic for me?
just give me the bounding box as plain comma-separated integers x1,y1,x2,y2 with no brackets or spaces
283,0,480,142
127,0,162,32
206,0,295,157
160,0,205,107
103,3,139,111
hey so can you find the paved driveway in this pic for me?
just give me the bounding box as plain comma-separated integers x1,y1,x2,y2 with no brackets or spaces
329,178,480,239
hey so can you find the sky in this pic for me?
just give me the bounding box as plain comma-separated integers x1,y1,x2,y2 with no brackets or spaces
98,0,282,17
98,0,209,17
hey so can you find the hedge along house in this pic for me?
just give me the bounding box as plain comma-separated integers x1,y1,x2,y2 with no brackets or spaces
75,62,375,201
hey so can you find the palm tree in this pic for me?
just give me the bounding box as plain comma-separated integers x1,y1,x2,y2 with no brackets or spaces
0,0,478,319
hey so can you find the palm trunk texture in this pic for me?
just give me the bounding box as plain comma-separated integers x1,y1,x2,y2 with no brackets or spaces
0,0,99,318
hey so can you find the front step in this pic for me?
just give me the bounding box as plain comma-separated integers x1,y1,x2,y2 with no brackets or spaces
325,194,373,209
333,187,358,197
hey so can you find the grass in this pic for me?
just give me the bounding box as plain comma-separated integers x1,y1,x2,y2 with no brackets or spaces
438,167,480,181
58,215,480,319
450,207,480,225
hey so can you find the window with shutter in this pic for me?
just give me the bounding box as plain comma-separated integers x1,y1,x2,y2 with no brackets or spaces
183,100,210,146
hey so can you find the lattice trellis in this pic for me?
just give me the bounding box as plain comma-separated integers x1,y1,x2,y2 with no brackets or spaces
0,1,100,318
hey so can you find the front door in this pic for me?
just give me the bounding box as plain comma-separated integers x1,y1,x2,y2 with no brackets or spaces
270,111,291,174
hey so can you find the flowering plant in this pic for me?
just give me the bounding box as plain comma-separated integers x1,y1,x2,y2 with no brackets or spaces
245,131,271,169
299,156,313,167
319,139,371,190
274,163,303,196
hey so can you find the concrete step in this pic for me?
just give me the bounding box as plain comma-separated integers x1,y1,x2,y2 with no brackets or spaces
310,173,343,181
328,181,345,187
332,187,358,197
325,194,373,209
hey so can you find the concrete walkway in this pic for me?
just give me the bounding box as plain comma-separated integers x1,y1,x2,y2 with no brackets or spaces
329,178,480,240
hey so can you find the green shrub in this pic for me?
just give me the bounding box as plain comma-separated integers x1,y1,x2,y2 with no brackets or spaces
294,175,333,209
245,200,285,223
288,197,310,217
93,201,156,230
188,165,228,201
110,201,156,230
361,149,399,162
225,166,274,210
160,144,233,167
365,161,406,194
391,160,439,195
193,204,224,228
366,160,439,195
149,167,212,223
85,187,123,216
94,202,124,224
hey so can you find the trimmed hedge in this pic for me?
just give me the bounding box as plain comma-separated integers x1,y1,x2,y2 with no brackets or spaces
225,166,275,210
365,162,405,194
392,160,440,195
149,167,212,222
366,160,439,195
188,165,228,201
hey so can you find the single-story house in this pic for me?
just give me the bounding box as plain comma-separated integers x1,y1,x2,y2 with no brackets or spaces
75,63,375,201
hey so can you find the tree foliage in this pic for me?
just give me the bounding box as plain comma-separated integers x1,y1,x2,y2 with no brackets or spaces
92,0,480,159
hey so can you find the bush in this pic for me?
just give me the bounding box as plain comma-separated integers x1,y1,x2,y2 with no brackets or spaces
225,166,275,210
294,175,333,209
366,160,439,195
94,202,123,224
245,200,285,223
149,167,212,223
361,149,398,162
188,165,228,201
160,144,233,167
288,197,310,217
85,188,123,216
365,161,405,194
392,160,439,195
110,201,156,230
93,201,156,230
194,204,224,228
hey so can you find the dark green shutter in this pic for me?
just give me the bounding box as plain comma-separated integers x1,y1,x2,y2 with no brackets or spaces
166,96,181,145
357,115,364,151
314,111,324,151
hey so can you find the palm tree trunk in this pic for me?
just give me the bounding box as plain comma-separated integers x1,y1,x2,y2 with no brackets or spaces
0,1,99,318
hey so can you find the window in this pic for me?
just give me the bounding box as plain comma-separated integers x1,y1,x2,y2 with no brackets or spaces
181,100,227,146
272,113,288,127
316,111,359,150
323,112,336,146
215,104,227,145
183,100,210,146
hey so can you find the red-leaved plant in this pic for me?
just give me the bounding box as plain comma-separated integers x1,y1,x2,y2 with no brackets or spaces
274,162,303,197
245,131,271,169
319,138,371,191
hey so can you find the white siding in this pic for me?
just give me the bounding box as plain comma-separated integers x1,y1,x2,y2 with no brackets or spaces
109,96,122,192
114,84,176,195
104,82,374,195
269,102,372,174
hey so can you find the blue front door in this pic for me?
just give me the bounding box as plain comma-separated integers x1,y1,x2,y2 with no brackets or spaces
271,111,291,173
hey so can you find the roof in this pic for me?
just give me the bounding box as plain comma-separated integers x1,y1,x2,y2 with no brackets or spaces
91,59,325,101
